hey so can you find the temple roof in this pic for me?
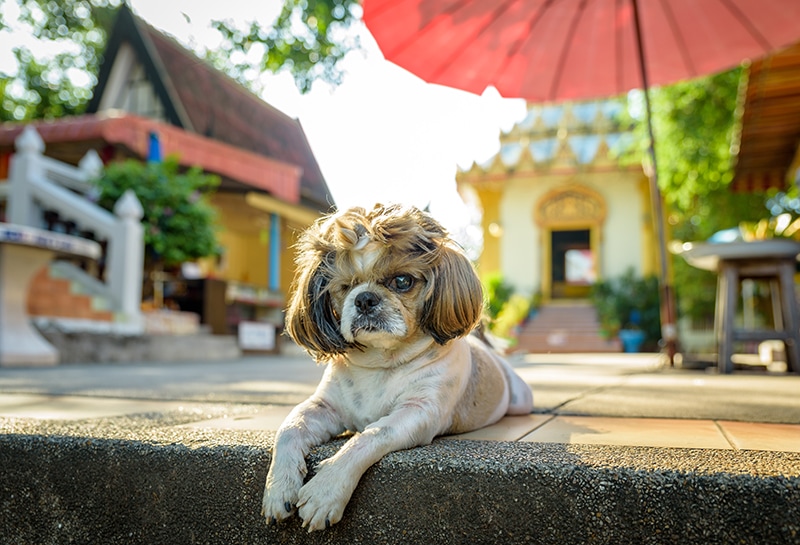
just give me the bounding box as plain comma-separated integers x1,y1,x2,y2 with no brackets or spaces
462,99,638,178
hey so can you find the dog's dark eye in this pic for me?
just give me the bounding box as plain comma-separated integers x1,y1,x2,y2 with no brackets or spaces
389,275,414,293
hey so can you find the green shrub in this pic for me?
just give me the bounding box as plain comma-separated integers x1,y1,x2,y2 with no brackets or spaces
93,156,220,267
590,268,661,348
492,294,532,341
483,272,514,319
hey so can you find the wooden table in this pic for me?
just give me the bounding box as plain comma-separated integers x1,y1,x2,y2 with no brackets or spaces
682,240,800,374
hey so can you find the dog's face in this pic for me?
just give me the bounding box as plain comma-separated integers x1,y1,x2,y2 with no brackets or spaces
285,204,483,361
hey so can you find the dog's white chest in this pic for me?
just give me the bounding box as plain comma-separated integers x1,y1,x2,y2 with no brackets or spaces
326,362,446,432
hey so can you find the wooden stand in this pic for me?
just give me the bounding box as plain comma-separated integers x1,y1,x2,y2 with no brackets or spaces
715,257,800,374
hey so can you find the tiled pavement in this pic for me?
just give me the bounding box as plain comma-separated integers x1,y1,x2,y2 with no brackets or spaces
2,351,799,453
180,407,800,452
2,397,799,454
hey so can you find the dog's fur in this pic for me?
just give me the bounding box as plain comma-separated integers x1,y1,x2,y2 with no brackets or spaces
262,204,533,531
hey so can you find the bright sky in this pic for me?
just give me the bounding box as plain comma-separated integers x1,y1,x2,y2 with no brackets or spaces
1,0,527,232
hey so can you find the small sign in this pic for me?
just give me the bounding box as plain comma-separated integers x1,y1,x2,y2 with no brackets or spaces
238,321,276,351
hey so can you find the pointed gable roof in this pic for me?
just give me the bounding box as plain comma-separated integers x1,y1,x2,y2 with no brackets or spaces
87,4,332,210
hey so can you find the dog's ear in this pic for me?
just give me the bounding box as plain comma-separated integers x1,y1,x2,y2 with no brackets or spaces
284,253,350,361
420,244,483,344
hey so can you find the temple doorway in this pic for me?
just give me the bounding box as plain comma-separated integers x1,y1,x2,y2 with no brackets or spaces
550,229,594,299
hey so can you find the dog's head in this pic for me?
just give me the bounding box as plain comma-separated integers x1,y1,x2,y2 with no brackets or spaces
285,204,483,361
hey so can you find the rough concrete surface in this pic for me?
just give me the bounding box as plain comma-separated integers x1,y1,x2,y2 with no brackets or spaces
2,411,799,545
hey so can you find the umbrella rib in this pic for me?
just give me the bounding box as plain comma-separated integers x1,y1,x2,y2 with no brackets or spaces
381,0,472,63
548,0,590,100
432,0,520,82
491,0,555,95
615,0,626,94
656,0,696,78
718,0,773,51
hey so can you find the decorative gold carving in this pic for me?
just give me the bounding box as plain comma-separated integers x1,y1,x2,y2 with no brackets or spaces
535,185,606,227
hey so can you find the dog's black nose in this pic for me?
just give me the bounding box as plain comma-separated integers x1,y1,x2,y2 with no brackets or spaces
354,291,381,313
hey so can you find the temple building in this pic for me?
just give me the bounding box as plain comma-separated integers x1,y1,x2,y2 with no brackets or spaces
458,100,657,302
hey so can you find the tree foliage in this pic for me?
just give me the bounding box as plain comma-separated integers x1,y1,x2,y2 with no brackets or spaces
210,0,361,93
0,0,121,121
635,69,771,323
0,0,361,123
92,157,220,267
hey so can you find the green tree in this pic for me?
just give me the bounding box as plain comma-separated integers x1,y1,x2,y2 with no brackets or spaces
633,69,770,323
0,0,122,121
210,0,361,93
92,157,220,270
0,0,362,122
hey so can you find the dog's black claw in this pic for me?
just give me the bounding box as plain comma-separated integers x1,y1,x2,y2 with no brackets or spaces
268,516,277,526
325,519,331,529
284,501,292,513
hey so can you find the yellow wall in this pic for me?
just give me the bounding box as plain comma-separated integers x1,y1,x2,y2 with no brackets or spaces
215,229,267,286
639,176,658,277
475,186,502,279
199,193,312,295
281,220,305,292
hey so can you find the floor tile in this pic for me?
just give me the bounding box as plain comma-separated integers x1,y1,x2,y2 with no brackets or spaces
0,393,187,420
718,420,800,452
520,416,732,449
179,405,293,430
443,414,553,442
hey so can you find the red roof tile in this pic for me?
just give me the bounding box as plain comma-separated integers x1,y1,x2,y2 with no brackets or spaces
0,113,302,202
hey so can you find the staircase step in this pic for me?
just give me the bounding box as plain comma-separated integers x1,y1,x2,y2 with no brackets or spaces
35,327,242,363
27,265,114,322
516,303,621,353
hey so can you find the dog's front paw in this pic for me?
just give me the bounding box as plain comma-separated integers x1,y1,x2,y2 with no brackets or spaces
262,468,304,526
296,461,355,532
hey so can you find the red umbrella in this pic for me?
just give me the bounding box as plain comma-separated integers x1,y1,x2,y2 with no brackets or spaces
362,0,800,102
363,0,800,361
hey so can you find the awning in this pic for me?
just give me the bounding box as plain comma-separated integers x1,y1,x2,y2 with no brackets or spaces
733,41,800,192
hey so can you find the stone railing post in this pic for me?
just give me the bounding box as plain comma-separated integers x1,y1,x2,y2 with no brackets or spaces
78,149,104,180
8,126,45,227
107,190,144,328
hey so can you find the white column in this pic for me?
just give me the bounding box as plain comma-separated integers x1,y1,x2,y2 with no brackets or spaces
7,126,45,227
0,244,58,366
108,190,144,329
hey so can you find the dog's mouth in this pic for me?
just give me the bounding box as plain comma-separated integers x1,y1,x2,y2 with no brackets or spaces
348,310,411,343
351,317,389,336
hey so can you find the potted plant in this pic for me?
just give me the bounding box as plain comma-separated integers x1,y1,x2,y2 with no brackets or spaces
591,269,661,352
617,310,646,353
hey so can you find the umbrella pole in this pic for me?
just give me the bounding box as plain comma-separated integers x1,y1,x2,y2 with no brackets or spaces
631,0,679,365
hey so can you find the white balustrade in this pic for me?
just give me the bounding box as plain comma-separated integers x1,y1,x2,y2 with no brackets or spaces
4,126,144,330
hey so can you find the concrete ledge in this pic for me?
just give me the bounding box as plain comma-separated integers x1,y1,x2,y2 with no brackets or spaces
2,415,799,544
34,325,241,363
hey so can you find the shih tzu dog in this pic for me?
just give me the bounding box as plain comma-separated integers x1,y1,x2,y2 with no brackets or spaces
262,204,533,531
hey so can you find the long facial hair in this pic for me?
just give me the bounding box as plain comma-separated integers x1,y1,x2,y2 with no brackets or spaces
284,204,484,361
